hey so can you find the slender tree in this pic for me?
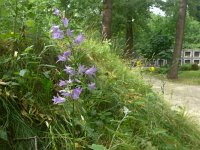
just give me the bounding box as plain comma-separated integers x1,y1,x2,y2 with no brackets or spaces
112,0,153,56
168,0,187,79
102,0,112,40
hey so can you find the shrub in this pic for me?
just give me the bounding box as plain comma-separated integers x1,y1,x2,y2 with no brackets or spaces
191,63,199,70
180,64,199,71
180,64,192,71
155,67,169,74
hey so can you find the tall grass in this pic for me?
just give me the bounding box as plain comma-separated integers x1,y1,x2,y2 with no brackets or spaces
0,37,200,149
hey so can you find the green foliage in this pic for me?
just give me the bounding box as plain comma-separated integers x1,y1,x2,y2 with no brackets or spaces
184,16,200,48
1,34,200,149
191,63,199,71
0,0,56,51
179,64,193,71
155,67,169,74
179,64,199,71
188,0,200,22
140,33,172,60
89,144,107,150
1,0,200,149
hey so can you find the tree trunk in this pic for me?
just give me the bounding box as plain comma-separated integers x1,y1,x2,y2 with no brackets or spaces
125,14,133,56
102,0,112,40
168,0,187,79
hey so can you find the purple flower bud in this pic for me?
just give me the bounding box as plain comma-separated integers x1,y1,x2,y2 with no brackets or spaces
63,51,71,57
89,82,96,90
66,29,73,37
53,8,60,16
85,66,97,76
72,87,82,100
59,80,67,87
52,94,65,104
57,55,67,62
62,18,69,27
64,66,75,75
74,33,84,45
60,90,71,97
78,65,87,74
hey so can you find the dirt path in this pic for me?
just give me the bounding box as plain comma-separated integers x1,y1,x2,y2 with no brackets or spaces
145,76,200,123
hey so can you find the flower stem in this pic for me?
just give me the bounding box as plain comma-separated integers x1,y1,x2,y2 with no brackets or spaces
72,101,76,150
108,114,127,150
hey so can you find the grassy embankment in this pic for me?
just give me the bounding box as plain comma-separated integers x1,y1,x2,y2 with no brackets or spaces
1,38,200,149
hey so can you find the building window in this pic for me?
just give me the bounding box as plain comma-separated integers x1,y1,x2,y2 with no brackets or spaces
194,52,200,57
158,59,164,66
179,60,182,64
184,60,191,64
185,52,191,57
194,60,200,64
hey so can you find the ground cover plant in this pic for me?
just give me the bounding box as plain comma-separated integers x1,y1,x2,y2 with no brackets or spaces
1,2,200,150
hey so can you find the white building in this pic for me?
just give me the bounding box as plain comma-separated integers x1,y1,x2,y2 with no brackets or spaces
180,49,200,65
153,49,200,66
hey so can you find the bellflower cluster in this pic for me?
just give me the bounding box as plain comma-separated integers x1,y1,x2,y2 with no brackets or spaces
51,8,98,104
51,25,64,39
53,8,60,16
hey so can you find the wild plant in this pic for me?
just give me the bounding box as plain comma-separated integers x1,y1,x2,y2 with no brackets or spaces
50,8,98,149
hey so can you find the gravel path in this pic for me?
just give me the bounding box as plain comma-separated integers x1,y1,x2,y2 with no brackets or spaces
145,76,200,123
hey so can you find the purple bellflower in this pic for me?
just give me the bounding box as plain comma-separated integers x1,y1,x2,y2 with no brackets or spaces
57,51,71,63
60,90,71,97
53,8,60,16
52,29,64,39
63,50,71,57
52,94,65,104
89,83,96,90
64,66,75,75
67,29,73,37
59,80,68,87
62,18,69,27
50,25,59,32
50,25,64,39
74,33,84,44
78,65,87,74
85,66,97,76
72,87,82,100
57,55,67,62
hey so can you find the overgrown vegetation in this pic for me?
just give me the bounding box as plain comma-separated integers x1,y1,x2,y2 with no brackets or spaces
1,35,200,149
1,0,200,149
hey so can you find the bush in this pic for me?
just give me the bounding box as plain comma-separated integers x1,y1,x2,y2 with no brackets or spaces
191,63,199,70
180,64,192,71
155,67,169,74
180,64,199,71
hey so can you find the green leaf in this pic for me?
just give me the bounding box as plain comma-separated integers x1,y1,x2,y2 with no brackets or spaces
152,128,167,135
0,129,8,141
43,71,51,79
39,64,56,68
89,144,107,150
19,69,28,77
25,19,34,27
24,46,34,53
